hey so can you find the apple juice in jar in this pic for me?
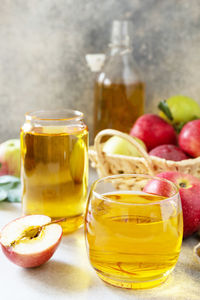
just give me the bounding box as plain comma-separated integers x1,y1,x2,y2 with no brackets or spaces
21,110,88,233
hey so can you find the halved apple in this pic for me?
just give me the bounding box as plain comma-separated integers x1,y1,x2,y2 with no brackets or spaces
0,215,62,268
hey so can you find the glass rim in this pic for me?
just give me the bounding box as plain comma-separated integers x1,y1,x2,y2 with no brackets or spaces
92,173,179,206
25,109,84,122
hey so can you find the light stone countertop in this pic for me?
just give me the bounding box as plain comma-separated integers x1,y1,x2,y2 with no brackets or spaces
0,169,199,300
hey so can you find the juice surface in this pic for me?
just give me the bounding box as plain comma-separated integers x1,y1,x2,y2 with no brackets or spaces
85,192,183,289
21,125,88,233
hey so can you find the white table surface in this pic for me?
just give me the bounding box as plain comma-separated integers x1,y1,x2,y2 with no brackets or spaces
0,169,199,300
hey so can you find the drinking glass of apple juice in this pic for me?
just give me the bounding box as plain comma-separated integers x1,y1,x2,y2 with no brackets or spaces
85,174,183,289
21,110,88,233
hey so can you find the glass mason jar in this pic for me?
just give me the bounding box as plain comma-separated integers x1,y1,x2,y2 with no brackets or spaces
93,20,145,138
21,110,88,233
85,174,183,289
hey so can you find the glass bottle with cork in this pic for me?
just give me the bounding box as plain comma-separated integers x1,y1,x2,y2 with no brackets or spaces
93,20,145,138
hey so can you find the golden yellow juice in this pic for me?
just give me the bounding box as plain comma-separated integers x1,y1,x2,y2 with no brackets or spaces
94,81,144,137
85,192,183,289
21,124,88,233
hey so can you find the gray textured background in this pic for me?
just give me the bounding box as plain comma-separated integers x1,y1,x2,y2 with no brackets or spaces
1,0,200,142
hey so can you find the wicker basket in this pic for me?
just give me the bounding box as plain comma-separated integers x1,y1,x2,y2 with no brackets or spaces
89,129,200,179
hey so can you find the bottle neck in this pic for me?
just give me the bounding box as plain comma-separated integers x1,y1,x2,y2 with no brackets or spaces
109,45,132,56
109,20,132,56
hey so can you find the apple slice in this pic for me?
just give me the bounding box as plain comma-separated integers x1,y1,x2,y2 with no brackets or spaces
0,215,62,268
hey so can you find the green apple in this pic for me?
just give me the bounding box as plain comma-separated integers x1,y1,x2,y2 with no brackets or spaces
158,95,200,127
0,139,20,177
103,136,147,157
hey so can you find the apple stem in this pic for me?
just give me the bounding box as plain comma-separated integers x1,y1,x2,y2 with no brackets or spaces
44,217,67,227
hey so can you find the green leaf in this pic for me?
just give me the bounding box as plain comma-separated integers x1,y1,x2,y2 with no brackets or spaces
7,186,21,203
173,122,186,134
0,176,20,185
0,190,8,201
158,100,173,121
173,116,200,133
0,182,17,191
190,115,199,121
0,176,21,202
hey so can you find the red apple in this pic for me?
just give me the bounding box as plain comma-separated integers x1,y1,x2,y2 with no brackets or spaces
144,171,200,238
130,114,177,151
149,144,189,161
0,215,62,268
179,120,200,157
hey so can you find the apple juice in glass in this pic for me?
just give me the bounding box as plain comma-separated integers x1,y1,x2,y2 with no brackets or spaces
21,110,88,233
85,174,183,289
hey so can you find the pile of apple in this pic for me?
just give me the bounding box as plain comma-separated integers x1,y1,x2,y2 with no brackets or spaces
104,95,200,238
